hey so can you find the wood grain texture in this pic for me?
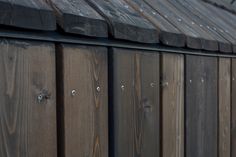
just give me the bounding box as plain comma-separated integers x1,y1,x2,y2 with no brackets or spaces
162,53,184,157
57,44,108,157
167,0,232,53
185,0,236,53
87,0,159,43
0,39,57,157
231,59,236,157
218,58,231,157
46,0,108,37
177,0,235,53
0,0,56,30
111,48,160,157
144,0,218,50
186,55,218,157
124,0,185,47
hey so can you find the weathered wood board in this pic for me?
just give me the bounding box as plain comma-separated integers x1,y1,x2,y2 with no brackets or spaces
167,0,232,53
144,0,218,50
111,48,160,157
124,0,185,47
87,0,159,43
0,0,56,30
162,53,184,157
57,45,108,157
186,55,218,157
46,0,108,37
232,59,236,157
0,39,57,157
185,0,236,53
219,58,231,157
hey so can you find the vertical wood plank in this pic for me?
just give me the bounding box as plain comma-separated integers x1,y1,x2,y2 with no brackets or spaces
162,53,184,157
0,39,57,157
111,48,160,157
219,58,231,157
57,45,108,157
232,59,236,157
186,55,218,157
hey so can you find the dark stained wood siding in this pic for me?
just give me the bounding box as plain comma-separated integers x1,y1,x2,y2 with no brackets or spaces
185,55,218,157
162,53,184,157
231,59,236,157
0,39,57,157
56,45,108,157
219,58,231,157
111,48,160,157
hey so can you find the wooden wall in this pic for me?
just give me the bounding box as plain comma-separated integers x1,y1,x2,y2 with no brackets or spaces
0,39,234,157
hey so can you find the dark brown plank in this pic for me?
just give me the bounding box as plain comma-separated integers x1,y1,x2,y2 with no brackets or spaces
46,0,108,37
111,48,160,157
232,59,236,157
219,58,231,157
186,55,218,157
162,53,184,157
87,0,159,43
124,0,185,47
0,0,56,30
0,39,57,157
145,0,218,51
57,45,108,157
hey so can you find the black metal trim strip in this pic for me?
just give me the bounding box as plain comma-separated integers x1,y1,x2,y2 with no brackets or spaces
0,28,235,58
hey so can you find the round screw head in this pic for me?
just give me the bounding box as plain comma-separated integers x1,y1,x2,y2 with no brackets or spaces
37,94,43,102
96,86,101,92
71,89,76,96
121,85,125,91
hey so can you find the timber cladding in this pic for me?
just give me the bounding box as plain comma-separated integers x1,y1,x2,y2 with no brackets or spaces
0,39,235,157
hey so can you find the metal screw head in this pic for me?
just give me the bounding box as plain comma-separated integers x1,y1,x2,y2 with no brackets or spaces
96,86,101,92
201,78,204,83
150,83,155,87
189,80,192,83
37,94,43,102
121,85,125,91
233,77,235,81
71,89,76,96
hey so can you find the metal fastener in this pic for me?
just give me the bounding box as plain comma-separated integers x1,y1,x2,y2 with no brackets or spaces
96,86,101,92
37,94,43,102
121,85,125,91
71,89,77,96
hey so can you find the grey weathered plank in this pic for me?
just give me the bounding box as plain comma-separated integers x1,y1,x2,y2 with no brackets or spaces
57,45,108,157
46,0,108,37
87,0,159,43
162,53,184,157
0,39,57,157
185,0,236,53
167,0,232,53
232,59,236,157
145,0,218,51
124,0,185,47
186,55,218,157
219,58,231,157
111,48,160,157
0,0,56,30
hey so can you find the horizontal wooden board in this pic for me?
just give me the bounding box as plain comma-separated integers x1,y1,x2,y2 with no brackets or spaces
186,55,218,157
57,44,108,157
46,0,108,37
87,0,159,43
162,53,184,157
0,0,56,30
0,39,57,157
111,48,160,157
